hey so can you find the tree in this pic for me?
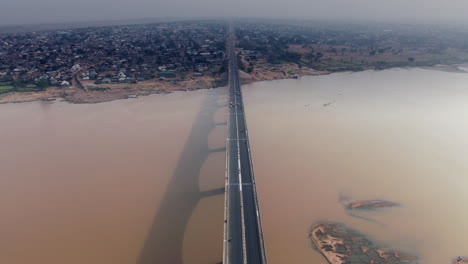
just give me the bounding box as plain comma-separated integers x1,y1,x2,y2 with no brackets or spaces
36,80,49,91
408,57,415,62
315,52,323,62
144,49,156,56
237,55,246,71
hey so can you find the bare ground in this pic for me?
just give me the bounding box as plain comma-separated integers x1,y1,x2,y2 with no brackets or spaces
0,74,223,104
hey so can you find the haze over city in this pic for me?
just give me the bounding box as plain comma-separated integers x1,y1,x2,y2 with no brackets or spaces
2,0,468,25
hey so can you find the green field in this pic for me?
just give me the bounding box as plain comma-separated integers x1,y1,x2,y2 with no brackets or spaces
0,85,14,94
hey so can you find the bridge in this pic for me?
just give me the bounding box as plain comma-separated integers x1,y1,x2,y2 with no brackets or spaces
223,25,268,264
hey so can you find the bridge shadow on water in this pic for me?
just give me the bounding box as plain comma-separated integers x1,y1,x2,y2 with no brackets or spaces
138,88,227,264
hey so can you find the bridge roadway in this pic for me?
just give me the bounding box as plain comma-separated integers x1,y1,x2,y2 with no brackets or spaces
223,27,267,264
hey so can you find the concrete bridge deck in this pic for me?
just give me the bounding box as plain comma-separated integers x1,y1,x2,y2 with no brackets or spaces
223,25,267,264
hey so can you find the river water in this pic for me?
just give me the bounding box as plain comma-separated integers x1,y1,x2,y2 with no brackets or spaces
2,67,468,264
244,68,468,264
0,88,227,264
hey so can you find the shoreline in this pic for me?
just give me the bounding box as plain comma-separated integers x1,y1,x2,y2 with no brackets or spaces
1,63,467,105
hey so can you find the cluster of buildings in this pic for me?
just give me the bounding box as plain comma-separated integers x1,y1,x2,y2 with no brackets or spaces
235,20,468,65
0,21,226,88
3,19,467,90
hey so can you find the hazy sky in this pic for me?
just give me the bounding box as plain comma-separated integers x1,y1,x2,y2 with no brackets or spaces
1,0,468,25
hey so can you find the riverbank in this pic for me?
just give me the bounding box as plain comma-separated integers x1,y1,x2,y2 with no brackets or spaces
1,62,468,104
0,74,224,104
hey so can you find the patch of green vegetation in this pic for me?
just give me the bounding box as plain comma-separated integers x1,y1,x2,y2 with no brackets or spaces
267,52,302,65
218,60,228,74
210,66,221,73
0,85,15,94
15,88,36,92
312,60,369,72
297,60,307,67
237,55,246,71
321,245,333,251
0,85,14,90
314,230,328,240
310,55,468,72
213,79,227,87
371,59,459,70
88,87,111,91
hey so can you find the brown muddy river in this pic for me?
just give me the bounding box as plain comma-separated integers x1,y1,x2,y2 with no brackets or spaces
2,67,468,264
244,68,468,264
0,88,227,264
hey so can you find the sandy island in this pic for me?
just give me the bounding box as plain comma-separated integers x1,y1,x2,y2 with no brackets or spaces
310,222,419,264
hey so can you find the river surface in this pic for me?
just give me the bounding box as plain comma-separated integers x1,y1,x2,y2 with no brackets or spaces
243,67,468,264
0,88,227,264
2,67,468,264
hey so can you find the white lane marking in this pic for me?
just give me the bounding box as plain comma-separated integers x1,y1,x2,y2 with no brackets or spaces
232,50,248,264
223,64,234,264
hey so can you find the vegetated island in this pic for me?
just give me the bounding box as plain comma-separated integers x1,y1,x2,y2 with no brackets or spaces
3,19,468,104
310,222,419,264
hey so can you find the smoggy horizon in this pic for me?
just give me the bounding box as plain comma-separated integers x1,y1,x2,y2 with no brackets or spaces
2,0,468,26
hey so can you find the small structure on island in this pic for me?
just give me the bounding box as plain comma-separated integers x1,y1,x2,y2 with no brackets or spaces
60,81,70,88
